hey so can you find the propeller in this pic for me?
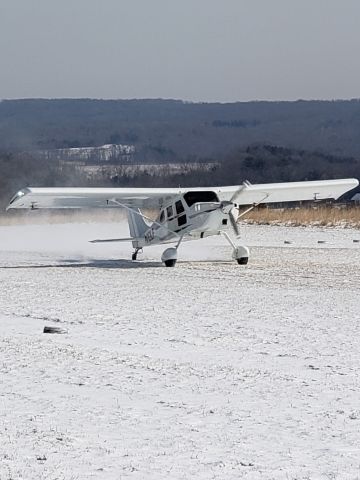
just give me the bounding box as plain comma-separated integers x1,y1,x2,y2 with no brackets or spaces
219,200,241,237
229,209,240,237
225,181,254,237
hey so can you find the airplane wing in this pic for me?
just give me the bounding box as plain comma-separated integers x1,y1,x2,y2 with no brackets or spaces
219,178,359,205
7,187,187,210
7,178,358,210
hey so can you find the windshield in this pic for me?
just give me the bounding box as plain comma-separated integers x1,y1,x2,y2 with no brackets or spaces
183,191,219,207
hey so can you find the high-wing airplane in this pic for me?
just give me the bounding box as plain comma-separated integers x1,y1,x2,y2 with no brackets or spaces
7,178,359,267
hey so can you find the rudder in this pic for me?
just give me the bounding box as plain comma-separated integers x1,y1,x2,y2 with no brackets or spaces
126,208,150,240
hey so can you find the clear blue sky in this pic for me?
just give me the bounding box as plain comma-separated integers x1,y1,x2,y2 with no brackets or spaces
1,0,359,102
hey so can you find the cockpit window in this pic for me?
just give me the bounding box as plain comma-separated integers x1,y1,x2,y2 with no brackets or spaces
166,205,174,219
184,191,219,207
159,210,165,223
175,200,185,215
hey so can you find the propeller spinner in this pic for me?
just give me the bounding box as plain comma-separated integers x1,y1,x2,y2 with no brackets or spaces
219,200,240,237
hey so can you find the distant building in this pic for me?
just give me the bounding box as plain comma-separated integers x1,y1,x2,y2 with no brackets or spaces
36,144,136,164
351,193,360,203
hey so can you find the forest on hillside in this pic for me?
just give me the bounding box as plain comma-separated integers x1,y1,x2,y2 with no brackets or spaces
1,144,359,210
1,99,360,209
2,98,360,160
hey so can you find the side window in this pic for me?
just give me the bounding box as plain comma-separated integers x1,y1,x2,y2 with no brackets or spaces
178,215,187,227
166,205,174,219
175,200,185,215
159,210,165,223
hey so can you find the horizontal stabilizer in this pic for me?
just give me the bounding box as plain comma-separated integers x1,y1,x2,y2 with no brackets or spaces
90,237,135,244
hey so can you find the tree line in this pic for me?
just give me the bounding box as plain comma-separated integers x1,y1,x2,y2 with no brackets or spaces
1,144,359,210
2,98,360,161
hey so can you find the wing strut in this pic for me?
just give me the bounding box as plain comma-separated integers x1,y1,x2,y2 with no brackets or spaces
237,193,270,220
230,193,270,237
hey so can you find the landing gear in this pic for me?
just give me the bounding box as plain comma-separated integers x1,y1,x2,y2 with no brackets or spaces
161,237,183,267
236,256,249,265
222,232,249,265
131,247,142,261
232,245,250,264
161,247,178,267
164,259,177,267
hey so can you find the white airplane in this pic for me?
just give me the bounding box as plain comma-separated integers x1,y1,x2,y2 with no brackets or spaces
7,178,358,267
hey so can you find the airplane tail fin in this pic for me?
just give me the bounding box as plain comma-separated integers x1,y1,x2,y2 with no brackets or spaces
127,208,150,239
91,208,150,248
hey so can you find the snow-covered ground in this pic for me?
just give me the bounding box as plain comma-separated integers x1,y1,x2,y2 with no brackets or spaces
1,221,360,479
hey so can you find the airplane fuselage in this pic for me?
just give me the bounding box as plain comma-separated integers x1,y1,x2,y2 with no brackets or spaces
136,191,231,248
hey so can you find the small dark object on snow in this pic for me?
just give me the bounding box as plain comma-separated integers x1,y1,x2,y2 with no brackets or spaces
43,326,67,334
308,364,320,370
36,455,47,462
317,240,326,244
284,240,292,244
353,239,360,243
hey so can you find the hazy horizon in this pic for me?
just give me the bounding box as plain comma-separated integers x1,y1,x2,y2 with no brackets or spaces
2,96,360,104
1,0,360,102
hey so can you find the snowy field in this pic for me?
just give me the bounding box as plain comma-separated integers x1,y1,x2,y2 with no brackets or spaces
1,220,360,480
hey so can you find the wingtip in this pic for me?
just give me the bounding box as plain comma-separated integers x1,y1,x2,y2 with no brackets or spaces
7,188,29,209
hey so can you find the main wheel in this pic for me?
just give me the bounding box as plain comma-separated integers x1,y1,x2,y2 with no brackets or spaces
237,257,248,265
164,259,177,267
161,247,178,267
232,246,250,265
131,253,137,261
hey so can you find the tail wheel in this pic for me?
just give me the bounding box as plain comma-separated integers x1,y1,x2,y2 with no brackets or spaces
132,247,142,261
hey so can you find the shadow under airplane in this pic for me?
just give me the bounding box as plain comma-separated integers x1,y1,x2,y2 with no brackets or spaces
0,258,164,270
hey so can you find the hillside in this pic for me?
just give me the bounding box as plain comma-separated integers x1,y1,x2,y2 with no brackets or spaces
1,99,360,210
2,98,360,161
1,145,359,211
